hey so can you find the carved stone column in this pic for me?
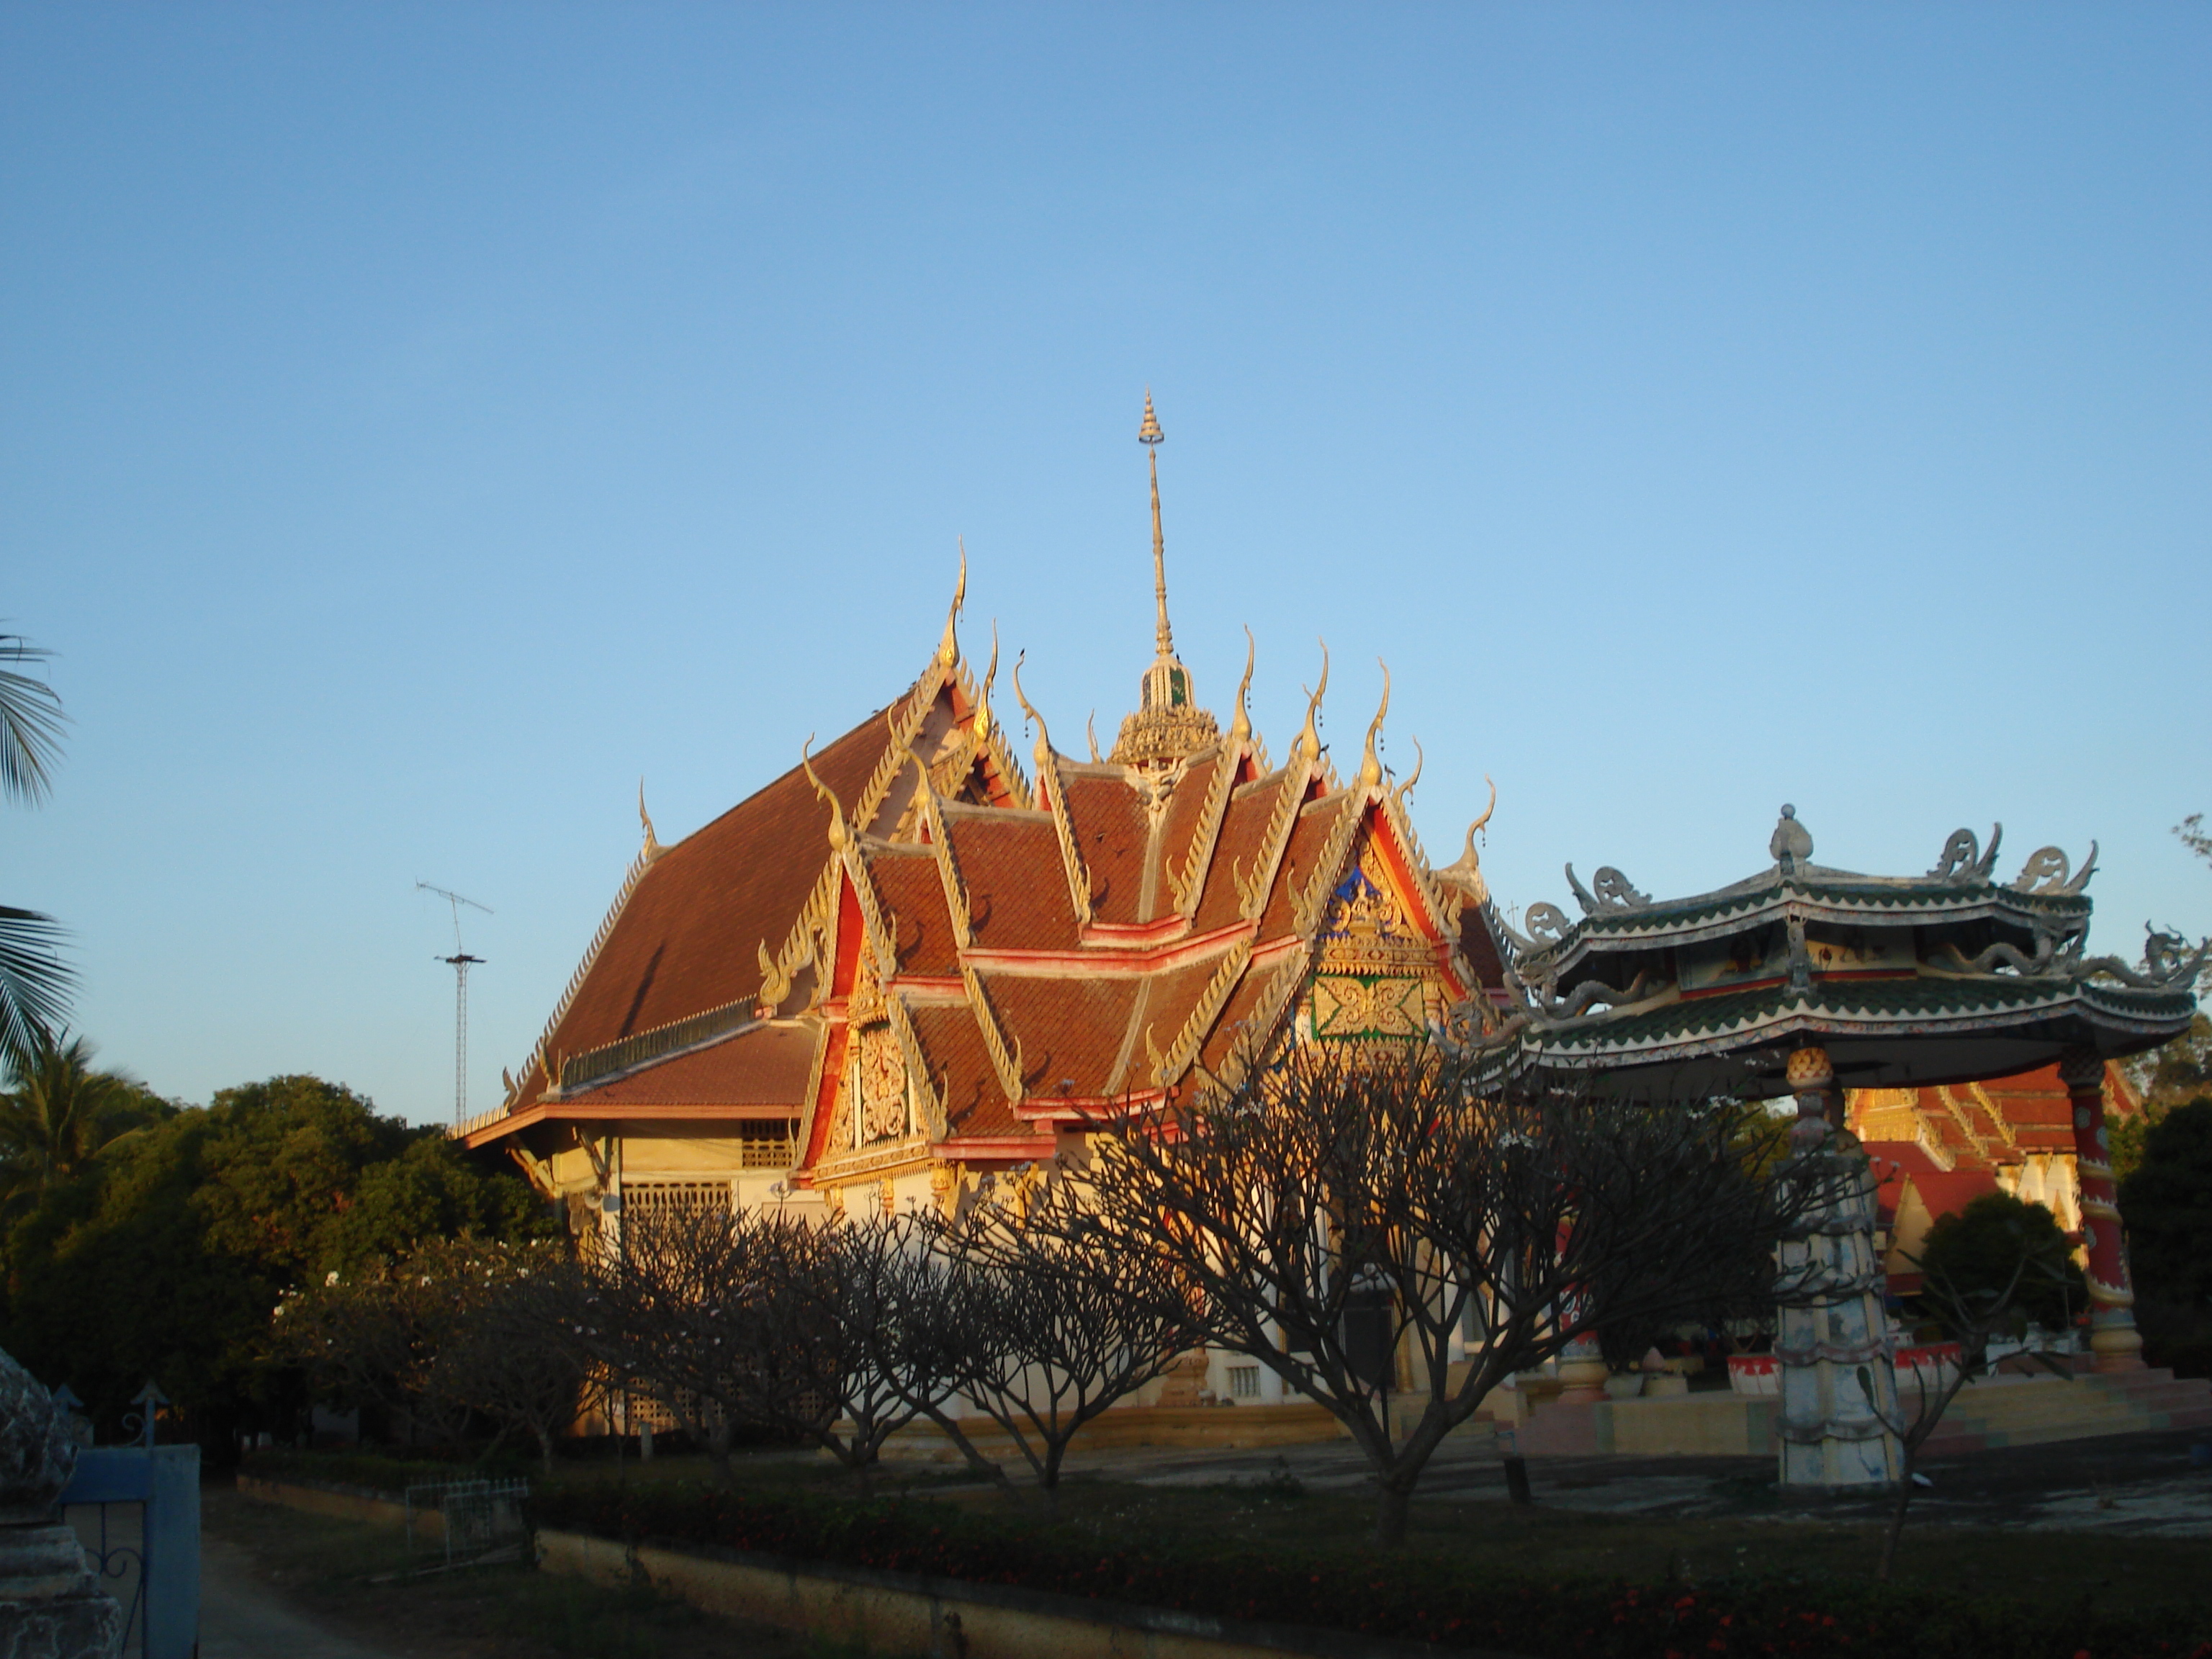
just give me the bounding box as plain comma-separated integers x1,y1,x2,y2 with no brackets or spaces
1775,1045,1903,1493
0,1347,125,1658
2059,1048,2146,1373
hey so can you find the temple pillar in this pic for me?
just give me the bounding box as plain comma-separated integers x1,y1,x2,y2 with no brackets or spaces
2059,1048,2146,1373
1776,1044,1903,1493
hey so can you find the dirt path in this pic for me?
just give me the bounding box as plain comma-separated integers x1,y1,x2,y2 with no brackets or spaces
199,1532,422,1659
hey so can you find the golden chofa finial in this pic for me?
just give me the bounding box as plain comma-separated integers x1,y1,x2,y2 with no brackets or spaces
1356,660,1390,791
799,734,850,852
937,541,967,670
1442,777,1498,888
972,621,999,743
1228,626,1255,747
638,778,662,857
1292,639,1329,766
1392,738,1424,813
1012,650,1053,805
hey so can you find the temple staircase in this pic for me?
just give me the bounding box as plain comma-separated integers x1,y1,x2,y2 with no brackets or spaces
1918,1367,2212,1455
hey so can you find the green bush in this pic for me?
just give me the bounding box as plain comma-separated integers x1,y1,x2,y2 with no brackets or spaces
2121,1099,2212,1310
529,1482,2212,1659
1914,1192,2083,1337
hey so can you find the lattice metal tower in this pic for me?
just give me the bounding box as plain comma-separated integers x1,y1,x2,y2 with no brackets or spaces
417,881,490,1125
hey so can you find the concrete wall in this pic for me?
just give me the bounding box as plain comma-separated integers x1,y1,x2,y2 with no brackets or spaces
1515,1393,1779,1457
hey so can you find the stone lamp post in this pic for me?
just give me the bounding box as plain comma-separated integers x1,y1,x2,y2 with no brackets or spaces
0,1347,123,1658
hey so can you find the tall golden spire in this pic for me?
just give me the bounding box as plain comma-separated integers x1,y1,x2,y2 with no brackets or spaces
1110,390,1219,770
1141,388,1171,660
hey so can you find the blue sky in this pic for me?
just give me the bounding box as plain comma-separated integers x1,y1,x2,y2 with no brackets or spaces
4,4,2206,1121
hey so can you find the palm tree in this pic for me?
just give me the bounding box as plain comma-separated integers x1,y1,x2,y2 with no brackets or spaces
0,1030,148,1215
0,631,71,1060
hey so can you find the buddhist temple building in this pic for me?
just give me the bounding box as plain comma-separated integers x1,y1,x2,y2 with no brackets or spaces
457,395,2206,1473
459,395,1508,1272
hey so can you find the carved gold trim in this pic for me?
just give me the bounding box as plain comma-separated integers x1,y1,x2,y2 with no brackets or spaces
1013,654,1094,930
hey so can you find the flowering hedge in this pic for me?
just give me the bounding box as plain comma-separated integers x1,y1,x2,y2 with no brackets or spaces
529,1483,2212,1659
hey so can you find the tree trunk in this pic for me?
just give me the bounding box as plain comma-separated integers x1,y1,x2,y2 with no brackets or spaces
706,1421,737,1490
1875,1462,1913,1582
1372,1480,1413,1547
921,1405,1017,1495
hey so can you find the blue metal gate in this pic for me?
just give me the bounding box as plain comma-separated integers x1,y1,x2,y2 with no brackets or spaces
60,1444,199,1659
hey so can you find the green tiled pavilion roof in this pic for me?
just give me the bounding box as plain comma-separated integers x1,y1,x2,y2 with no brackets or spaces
1537,974,2195,1060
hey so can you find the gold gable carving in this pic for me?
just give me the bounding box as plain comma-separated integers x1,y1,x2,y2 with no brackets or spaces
1305,834,1437,1047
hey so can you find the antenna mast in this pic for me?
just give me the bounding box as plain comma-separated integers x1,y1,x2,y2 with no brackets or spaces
417,881,492,1126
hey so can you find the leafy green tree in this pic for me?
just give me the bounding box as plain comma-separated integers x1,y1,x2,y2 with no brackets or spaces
0,631,71,1058
0,1031,170,1216
1,1071,549,1441
1913,1192,2084,1338
2118,1100,2212,1310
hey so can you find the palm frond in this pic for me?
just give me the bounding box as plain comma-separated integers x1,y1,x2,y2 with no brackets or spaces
0,635,67,806
0,906,73,1064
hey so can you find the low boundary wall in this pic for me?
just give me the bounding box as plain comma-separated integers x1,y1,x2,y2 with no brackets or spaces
538,1527,1527,1659
235,1474,442,1540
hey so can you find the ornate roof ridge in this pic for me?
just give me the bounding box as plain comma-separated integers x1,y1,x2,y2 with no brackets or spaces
1012,652,1094,932
1166,737,1243,916
504,829,660,1112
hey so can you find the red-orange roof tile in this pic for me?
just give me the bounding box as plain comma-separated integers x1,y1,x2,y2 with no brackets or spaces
945,812,1082,951
866,847,963,978
516,709,894,1112
1060,771,1153,925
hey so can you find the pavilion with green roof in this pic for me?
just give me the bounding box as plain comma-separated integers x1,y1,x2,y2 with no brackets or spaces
1462,807,2203,1492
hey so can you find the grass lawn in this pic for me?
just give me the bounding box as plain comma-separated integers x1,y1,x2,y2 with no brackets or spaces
203,1484,842,1659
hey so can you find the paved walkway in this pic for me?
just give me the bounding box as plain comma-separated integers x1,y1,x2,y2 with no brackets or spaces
199,1534,409,1659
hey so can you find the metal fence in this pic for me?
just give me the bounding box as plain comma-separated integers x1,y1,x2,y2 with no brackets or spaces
403,1478,531,1573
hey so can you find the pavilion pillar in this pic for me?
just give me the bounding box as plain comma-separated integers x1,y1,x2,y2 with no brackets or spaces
1776,1044,1903,1493
2059,1048,2146,1373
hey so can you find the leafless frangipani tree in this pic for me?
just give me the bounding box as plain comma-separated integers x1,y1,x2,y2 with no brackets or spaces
1065,1044,1807,1545
909,1174,1206,1508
